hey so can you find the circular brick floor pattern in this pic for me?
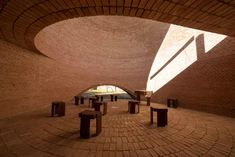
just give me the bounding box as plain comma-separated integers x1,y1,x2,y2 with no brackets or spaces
0,100,234,157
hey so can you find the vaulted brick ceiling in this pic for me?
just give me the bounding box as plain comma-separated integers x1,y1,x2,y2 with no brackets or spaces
33,16,170,92
0,0,235,55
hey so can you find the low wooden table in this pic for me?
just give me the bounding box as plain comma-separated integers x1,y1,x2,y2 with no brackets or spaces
93,101,107,115
128,100,140,114
51,101,65,117
150,107,168,127
79,110,102,138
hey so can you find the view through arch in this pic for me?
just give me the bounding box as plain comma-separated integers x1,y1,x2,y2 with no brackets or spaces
80,85,134,100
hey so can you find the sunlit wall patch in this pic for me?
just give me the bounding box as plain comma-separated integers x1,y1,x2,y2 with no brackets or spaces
147,24,226,93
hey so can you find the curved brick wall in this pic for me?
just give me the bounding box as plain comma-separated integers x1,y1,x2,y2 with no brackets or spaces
0,16,169,119
150,35,235,117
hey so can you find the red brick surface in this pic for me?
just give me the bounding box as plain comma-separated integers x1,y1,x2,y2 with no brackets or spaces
151,36,235,117
1,1,235,52
0,17,170,119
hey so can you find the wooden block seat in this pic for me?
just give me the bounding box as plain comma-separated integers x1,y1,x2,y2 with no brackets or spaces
128,100,140,114
74,96,84,105
51,101,65,117
79,110,102,138
167,98,178,108
145,96,151,106
110,94,114,101
92,101,108,115
150,107,168,127
89,97,98,107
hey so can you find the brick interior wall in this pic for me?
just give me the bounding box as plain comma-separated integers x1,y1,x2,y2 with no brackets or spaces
0,25,166,119
151,36,235,117
0,17,171,119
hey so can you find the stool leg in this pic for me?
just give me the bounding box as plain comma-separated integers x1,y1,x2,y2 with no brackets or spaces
94,105,100,112
92,100,95,108
110,95,113,101
147,97,150,106
80,117,90,138
103,103,107,115
75,97,79,105
150,108,153,124
51,104,55,117
58,104,65,116
167,99,170,107
138,103,140,113
157,111,167,127
96,114,102,135
157,111,162,126
55,104,59,115
130,104,135,114
81,97,84,104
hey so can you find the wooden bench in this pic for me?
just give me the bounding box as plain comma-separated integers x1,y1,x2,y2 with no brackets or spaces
128,100,140,114
150,107,168,127
79,110,102,138
51,101,65,117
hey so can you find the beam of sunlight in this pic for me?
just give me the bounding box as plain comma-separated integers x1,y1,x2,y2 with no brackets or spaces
147,24,227,93
204,32,226,53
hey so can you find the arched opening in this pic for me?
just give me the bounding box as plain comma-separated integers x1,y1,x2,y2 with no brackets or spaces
78,84,136,100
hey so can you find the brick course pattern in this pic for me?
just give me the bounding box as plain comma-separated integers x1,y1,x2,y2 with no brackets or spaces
0,16,171,119
151,36,235,117
0,1,235,53
0,100,234,157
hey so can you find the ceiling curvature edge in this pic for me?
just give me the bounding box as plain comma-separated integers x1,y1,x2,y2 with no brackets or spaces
33,16,170,89
34,16,170,61
0,0,235,55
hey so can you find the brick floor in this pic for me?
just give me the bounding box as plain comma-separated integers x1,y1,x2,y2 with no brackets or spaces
0,100,234,157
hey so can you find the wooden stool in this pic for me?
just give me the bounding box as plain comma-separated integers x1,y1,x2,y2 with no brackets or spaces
150,107,168,127
167,98,178,108
128,100,140,114
93,101,108,115
79,110,102,138
89,97,97,107
51,101,65,117
146,96,151,106
110,94,114,101
95,95,100,101
100,96,103,101
80,96,84,104
74,96,79,105
75,96,84,105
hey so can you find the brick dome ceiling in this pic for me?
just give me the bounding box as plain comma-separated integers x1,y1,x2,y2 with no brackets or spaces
33,16,170,88
34,16,169,60
0,0,235,56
